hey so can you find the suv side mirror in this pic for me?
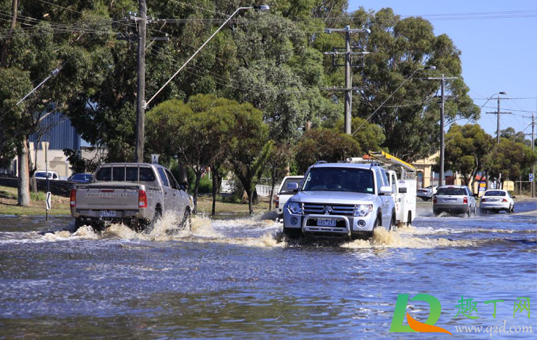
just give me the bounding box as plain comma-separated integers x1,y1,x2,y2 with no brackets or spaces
179,182,188,191
379,186,393,195
287,182,299,192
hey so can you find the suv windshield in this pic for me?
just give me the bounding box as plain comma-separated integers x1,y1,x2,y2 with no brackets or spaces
436,187,466,196
302,168,374,193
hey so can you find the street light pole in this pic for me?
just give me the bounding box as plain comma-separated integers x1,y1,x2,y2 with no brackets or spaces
145,5,270,108
427,74,457,186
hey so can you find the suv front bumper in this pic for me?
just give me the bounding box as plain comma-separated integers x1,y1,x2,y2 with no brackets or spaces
283,211,377,237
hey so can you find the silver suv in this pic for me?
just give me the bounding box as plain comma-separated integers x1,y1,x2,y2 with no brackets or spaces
282,162,396,239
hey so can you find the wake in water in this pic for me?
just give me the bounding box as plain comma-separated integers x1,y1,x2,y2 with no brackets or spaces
39,216,506,251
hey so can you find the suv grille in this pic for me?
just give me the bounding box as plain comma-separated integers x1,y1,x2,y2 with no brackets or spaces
303,203,354,216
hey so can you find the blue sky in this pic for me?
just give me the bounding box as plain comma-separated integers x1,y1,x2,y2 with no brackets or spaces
348,0,537,140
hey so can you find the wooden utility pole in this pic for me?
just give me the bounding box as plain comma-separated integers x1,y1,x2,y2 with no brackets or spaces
135,0,147,163
426,74,457,187
0,0,18,67
323,26,370,134
486,93,510,144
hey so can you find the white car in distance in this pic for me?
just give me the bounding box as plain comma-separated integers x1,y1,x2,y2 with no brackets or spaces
479,189,515,213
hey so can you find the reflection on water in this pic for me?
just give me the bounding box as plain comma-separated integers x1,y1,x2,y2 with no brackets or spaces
0,203,536,339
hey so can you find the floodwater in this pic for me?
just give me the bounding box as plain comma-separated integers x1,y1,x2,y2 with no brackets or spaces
0,202,536,339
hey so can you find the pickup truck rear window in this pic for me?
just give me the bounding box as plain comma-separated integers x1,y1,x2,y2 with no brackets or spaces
95,166,156,182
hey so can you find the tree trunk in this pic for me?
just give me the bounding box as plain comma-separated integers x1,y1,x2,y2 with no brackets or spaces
248,188,254,215
17,137,30,206
269,166,275,211
193,171,202,213
211,170,218,216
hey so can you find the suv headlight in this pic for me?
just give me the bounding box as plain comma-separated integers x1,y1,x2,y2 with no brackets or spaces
353,204,373,217
287,201,303,215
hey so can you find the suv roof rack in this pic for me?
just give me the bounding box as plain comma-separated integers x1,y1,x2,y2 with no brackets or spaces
315,160,327,165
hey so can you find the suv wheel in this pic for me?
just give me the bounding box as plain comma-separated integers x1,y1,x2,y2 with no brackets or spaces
283,227,301,240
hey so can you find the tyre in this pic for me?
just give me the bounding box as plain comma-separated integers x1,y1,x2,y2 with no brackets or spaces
181,209,192,230
389,210,396,231
144,209,161,234
467,207,471,217
283,227,301,239
73,218,81,232
510,205,515,213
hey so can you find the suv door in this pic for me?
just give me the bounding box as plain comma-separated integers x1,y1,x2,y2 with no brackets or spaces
376,168,393,227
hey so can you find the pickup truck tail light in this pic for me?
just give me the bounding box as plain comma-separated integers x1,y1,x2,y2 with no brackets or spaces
70,189,76,207
463,197,468,204
274,195,279,208
138,190,148,208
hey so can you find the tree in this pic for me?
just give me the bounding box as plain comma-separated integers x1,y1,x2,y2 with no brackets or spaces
334,116,385,153
0,0,113,205
444,124,494,190
226,103,271,214
484,137,537,182
146,95,257,214
295,129,361,173
333,7,480,161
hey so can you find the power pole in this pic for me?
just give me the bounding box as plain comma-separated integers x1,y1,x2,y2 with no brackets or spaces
523,113,536,197
427,74,457,187
323,26,370,134
486,93,510,143
135,0,147,163
531,113,535,197
117,2,168,162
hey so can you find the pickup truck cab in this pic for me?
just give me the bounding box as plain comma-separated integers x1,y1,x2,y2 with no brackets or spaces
274,176,303,219
70,163,193,233
282,162,396,240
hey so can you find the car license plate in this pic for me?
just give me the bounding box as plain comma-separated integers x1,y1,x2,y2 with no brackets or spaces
444,198,457,202
318,218,336,227
100,210,117,217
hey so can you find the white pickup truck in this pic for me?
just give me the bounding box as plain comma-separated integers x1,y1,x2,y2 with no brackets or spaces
70,163,193,233
274,176,304,219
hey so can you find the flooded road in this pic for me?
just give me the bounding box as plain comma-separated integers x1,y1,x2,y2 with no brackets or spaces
1,201,536,339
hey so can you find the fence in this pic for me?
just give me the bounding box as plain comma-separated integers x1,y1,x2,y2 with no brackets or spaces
514,181,535,197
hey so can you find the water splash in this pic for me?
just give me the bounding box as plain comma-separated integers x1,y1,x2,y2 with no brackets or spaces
342,227,475,249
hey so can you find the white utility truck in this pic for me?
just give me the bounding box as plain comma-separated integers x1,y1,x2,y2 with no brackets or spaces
347,151,416,226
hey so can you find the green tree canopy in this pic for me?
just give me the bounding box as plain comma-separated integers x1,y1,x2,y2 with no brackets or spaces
484,137,537,181
445,123,494,188
295,129,361,173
